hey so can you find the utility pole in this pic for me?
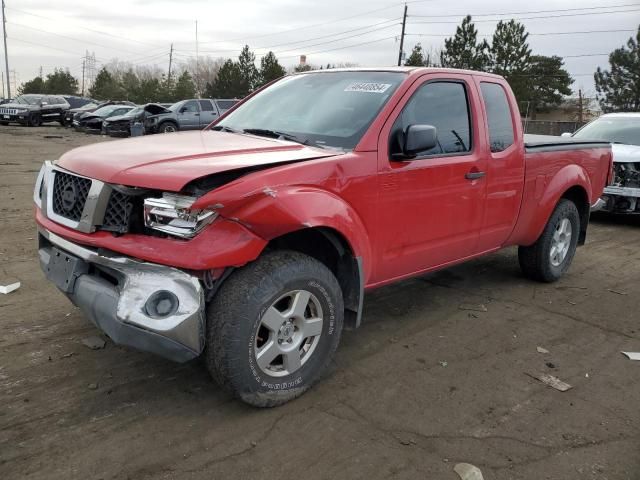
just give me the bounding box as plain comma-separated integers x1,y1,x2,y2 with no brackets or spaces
81,58,85,96
578,89,584,124
2,0,10,99
195,21,199,97
397,3,408,67
167,43,173,83
39,65,42,78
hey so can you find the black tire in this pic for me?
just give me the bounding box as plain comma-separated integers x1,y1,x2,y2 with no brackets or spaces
205,250,344,407
519,199,580,283
0,121,8,126
158,121,178,134
28,113,42,127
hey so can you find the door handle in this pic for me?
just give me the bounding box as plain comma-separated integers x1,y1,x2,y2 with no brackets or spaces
465,171,486,180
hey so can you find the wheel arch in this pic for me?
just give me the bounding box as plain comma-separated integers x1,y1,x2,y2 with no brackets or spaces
266,227,364,330
560,185,590,245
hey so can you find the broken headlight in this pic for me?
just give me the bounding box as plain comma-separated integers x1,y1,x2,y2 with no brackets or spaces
143,193,217,238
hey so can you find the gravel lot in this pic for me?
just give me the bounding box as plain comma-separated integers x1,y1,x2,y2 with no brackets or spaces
1,125,639,480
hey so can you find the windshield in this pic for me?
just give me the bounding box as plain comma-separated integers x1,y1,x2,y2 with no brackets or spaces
215,71,405,150
168,101,183,112
79,102,99,110
573,116,640,146
15,95,43,105
123,107,143,117
92,105,123,116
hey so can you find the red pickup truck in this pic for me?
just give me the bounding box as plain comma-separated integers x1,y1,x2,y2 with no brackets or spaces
35,68,612,406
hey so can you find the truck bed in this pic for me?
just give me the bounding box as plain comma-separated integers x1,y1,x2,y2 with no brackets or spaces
524,134,610,152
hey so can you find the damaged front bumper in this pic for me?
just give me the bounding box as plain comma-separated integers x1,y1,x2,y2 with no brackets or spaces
38,228,205,362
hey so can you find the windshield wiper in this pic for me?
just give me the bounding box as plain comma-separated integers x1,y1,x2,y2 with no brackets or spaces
242,128,309,146
211,125,239,133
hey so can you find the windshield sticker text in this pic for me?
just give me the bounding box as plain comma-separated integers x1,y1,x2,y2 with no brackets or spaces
344,82,392,93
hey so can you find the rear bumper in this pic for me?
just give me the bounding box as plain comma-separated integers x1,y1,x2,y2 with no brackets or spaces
38,227,205,362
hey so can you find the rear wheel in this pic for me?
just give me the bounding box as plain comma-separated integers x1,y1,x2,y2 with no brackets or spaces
0,121,8,126
205,250,344,407
519,199,580,282
158,122,178,133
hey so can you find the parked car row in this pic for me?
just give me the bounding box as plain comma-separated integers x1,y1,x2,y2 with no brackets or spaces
1,94,238,137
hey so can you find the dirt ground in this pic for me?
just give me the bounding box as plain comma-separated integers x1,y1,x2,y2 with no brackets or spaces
1,125,639,480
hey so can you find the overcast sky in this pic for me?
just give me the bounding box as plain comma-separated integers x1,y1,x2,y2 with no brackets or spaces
2,0,639,98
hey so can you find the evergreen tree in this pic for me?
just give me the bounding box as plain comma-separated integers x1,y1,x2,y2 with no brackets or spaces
172,70,196,100
120,69,140,102
440,15,490,71
43,68,78,94
490,20,531,102
405,43,426,66
18,76,46,94
89,68,122,100
237,45,259,94
205,59,244,98
522,55,573,118
594,25,640,112
259,51,286,87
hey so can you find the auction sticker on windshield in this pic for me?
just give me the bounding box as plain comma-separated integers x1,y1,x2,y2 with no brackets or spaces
344,82,392,93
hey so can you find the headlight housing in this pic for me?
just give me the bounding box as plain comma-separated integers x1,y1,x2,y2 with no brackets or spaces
143,193,217,238
16,108,28,113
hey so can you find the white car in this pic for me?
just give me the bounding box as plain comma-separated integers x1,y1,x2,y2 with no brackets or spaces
564,113,640,213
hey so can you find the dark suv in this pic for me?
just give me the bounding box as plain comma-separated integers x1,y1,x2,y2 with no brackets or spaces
0,94,70,126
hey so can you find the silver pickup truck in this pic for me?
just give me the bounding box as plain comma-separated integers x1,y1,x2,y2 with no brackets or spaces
151,98,237,133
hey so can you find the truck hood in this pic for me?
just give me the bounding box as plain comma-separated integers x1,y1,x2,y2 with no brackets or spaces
612,143,640,163
56,130,340,191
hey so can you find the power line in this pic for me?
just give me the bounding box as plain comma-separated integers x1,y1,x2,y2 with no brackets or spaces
7,20,151,56
408,3,640,18
405,29,637,37
176,18,400,54
275,35,398,60
193,21,401,56
408,8,640,24
5,5,159,48
183,3,408,47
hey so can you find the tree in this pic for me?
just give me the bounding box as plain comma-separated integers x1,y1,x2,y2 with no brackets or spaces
440,15,490,71
490,20,531,102
18,76,46,94
119,69,140,101
259,51,286,86
522,55,573,118
405,43,426,66
205,59,244,98
181,56,225,97
594,25,640,112
237,45,259,94
41,69,78,94
89,67,122,100
172,70,196,100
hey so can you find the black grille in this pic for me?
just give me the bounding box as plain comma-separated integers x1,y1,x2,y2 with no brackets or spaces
52,171,91,221
101,190,133,233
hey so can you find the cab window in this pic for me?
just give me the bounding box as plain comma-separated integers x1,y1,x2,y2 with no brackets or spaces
390,81,472,158
480,82,514,153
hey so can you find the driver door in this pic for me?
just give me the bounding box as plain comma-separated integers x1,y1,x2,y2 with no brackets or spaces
373,75,488,282
178,100,201,129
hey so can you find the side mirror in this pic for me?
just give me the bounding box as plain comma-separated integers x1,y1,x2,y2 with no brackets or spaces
403,124,438,157
179,107,188,114
560,132,572,138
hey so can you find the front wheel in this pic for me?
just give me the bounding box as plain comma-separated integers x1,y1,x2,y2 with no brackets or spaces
158,122,178,133
28,113,42,127
205,250,344,407
518,199,580,282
